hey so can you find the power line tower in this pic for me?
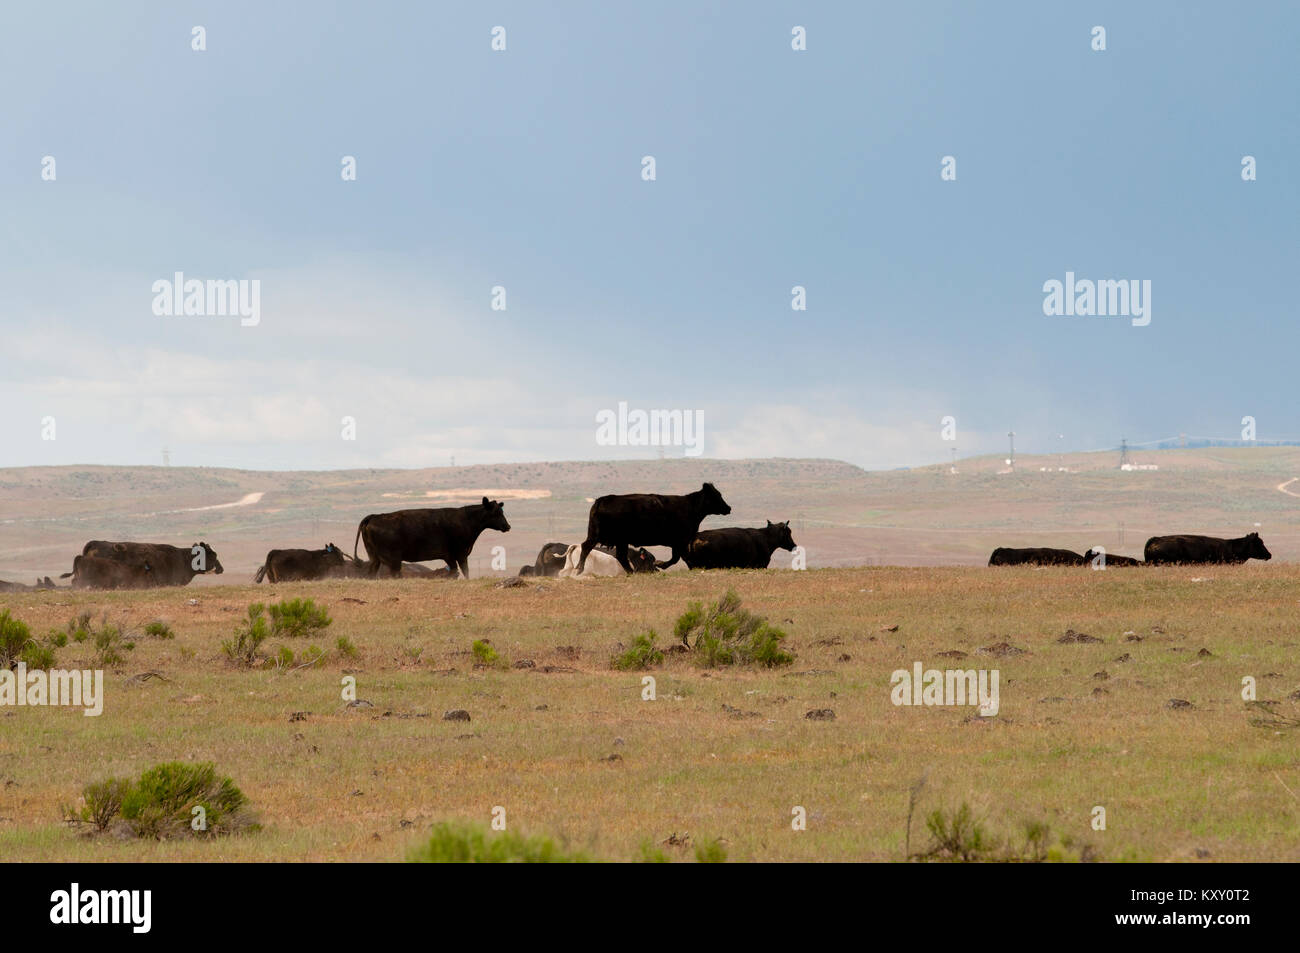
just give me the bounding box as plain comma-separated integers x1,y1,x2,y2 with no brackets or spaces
1118,438,1130,469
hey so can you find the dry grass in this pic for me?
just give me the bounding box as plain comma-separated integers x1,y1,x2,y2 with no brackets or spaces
2,564,1298,861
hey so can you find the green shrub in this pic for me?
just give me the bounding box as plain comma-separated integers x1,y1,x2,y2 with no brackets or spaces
471,639,506,668
612,630,664,670
267,598,331,639
675,591,793,668
408,821,589,863
335,636,358,659
909,803,1091,863
694,838,728,863
1,611,59,670
0,610,33,668
120,762,255,839
68,763,255,839
143,620,174,639
223,604,270,666
65,777,133,832
91,623,135,667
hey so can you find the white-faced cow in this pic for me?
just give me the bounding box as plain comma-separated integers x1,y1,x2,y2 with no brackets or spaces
352,497,510,579
1144,533,1271,565
576,482,731,574
254,543,347,583
79,540,223,586
684,521,797,570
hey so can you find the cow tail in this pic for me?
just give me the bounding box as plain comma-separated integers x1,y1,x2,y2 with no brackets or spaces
353,517,369,563
253,564,266,584
58,571,74,579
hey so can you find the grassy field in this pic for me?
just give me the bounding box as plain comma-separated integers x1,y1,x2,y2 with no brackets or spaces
2,564,1298,862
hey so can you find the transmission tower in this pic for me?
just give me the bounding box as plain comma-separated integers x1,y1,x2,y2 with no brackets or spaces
1118,438,1130,469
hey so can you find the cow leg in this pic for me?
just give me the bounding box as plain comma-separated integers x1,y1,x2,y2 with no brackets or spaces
458,557,470,579
657,548,682,570
389,559,402,577
367,558,381,578
615,542,634,574
576,539,597,575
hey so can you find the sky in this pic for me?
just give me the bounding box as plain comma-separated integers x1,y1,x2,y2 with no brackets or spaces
1,1,1296,471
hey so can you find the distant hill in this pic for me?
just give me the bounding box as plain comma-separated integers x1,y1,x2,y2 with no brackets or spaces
3,448,1299,579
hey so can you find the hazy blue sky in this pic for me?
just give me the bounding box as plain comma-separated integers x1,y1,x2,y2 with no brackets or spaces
2,1,1296,471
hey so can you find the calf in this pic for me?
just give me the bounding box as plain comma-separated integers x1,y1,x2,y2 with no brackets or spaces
353,497,510,579
80,540,223,586
254,543,346,583
987,547,1086,567
684,521,797,570
67,554,156,590
1144,533,1271,565
577,482,731,573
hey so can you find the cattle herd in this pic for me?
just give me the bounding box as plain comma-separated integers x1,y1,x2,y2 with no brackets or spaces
988,532,1273,567
0,482,1278,591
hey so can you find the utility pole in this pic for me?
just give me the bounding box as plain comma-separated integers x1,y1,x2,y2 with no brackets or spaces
1007,431,1015,468
1119,438,1130,469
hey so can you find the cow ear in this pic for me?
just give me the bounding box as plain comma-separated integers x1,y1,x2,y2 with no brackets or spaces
482,496,490,506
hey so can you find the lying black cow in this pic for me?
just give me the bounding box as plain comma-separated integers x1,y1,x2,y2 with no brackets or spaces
77,540,223,586
67,554,156,590
519,542,571,577
577,482,731,574
988,547,1086,567
1082,550,1143,567
1144,533,1271,565
353,497,510,579
254,543,346,583
0,576,56,592
684,521,797,570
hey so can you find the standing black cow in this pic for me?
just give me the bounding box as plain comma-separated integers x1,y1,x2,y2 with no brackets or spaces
1144,533,1271,565
79,540,223,586
987,547,1086,566
577,482,731,574
353,497,511,579
254,543,347,583
684,521,797,570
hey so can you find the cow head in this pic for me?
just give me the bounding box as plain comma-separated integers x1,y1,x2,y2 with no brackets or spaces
193,541,224,574
767,520,797,551
699,482,731,516
1245,532,1271,560
627,546,658,573
481,497,511,533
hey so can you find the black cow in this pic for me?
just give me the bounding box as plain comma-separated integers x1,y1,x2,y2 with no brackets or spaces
254,543,346,583
67,554,156,590
684,521,797,570
80,540,223,586
1144,533,1272,565
1082,550,1143,568
987,547,1086,567
353,497,510,579
519,542,570,578
577,482,732,574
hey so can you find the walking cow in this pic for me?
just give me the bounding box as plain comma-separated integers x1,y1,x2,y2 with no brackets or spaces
1144,533,1271,565
353,497,511,579
576,482,731,574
